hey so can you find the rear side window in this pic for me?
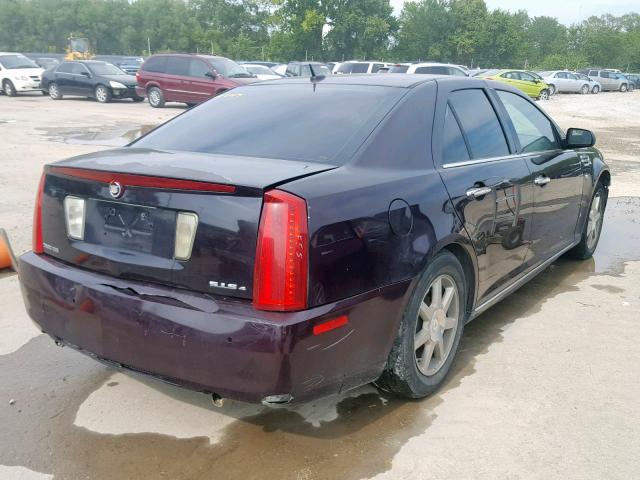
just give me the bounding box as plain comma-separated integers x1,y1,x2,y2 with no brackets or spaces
371,63,383,73
165,57,189,76
389,65,408,73
600,71,609,78
442,106,470,164
143,56,168,73
448,89,509,159
133,84,404,165
57,63,74,73
497,90,560,153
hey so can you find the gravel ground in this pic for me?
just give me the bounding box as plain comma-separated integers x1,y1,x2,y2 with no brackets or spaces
0,90,639,480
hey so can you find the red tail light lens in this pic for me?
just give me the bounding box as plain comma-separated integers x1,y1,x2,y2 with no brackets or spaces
253,190,308,311
33,173,45,254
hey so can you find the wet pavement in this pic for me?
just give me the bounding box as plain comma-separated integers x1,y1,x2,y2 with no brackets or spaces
1,196,639,480
1,93,640,479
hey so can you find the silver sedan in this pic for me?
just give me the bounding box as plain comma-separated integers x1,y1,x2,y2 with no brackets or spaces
538,70,592,94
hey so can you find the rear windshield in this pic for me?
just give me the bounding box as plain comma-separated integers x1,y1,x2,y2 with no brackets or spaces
337,63,369,74
134,84,404,164
389,65,409,73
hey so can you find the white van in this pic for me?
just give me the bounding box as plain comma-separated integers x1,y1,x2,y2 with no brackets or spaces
0,53,45,96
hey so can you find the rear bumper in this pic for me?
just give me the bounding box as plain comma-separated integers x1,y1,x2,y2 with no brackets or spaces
18,252,411,404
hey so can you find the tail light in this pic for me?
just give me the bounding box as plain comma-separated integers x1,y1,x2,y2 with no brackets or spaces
253,190,308,311
33,173,45,254
485,77,495,80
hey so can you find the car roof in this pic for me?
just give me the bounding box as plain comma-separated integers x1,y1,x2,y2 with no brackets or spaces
250,73,491,89
410,62,461,68
288,61,326,65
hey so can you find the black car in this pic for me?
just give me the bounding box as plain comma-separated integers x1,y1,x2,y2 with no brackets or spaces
21,75,609,405
117,56,144,75
41,60,143,103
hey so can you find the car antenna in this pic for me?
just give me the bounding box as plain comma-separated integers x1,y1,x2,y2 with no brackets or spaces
309,63,325,91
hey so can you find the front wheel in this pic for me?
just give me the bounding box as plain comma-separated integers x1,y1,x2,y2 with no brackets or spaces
539,89,550,101
548,84,556,95
592,85,600,94
95,85,112,103
2,80,17,97
375,251,466,398
580,84,589,94
620,84,628,92
568,182,607,259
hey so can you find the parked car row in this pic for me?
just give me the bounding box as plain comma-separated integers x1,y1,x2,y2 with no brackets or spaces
2,51,637,108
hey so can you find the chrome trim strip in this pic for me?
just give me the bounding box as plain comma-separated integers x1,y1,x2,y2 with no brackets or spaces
442,150,562,169
470,241,577,320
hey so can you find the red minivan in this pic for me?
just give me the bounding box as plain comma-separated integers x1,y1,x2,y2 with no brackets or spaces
136,54,256,107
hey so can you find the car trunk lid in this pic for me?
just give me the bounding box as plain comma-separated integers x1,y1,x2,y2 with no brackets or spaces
39,148,335,299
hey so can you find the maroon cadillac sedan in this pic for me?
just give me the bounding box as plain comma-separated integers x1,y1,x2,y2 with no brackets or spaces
19,74,609,405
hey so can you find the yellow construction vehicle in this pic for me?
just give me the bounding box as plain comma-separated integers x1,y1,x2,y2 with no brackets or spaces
65,36,94,61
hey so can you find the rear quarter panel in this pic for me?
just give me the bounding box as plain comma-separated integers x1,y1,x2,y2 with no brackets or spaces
284,81,472,308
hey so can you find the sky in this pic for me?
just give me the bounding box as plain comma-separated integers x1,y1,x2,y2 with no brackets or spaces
389,0,639,24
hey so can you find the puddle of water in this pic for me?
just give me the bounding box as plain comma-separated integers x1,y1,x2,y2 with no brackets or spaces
0,197,638,479
37,124,157,147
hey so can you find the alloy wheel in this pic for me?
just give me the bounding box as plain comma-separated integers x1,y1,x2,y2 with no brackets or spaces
540,90,550,100
586,191,603,250
49,83,59,99
581,85,589,94
414,274,460,377
593,86,600,94
149,89,160,106
96,86,108,102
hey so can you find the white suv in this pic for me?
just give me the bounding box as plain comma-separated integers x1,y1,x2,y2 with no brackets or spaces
0,53,45,96
334,61,390,74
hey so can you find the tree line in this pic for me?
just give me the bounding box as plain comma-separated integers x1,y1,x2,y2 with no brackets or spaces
1,0,639,70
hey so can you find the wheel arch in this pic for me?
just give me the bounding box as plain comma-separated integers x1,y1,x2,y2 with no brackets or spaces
433,239,477,319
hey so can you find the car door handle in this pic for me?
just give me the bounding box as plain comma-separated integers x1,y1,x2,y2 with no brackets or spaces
534,175,551,187
466,186,492,199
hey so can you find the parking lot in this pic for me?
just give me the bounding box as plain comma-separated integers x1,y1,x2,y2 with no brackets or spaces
1,91,640,479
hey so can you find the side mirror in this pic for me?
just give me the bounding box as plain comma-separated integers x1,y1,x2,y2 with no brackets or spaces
80,71,90,78
205,71,217,80
565,128,595,148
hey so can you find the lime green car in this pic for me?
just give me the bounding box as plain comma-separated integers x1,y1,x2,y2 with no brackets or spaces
477,69,551,100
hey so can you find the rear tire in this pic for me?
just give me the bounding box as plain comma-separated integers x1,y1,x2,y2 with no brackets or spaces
48,82,62,100
147,86,165,108
95,84,112,103
539,89,550,100
548,84,556,95
2,80,17,97
375,251,467,398
568,182,607,260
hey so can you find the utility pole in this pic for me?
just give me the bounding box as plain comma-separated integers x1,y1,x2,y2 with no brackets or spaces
147,37,151,56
